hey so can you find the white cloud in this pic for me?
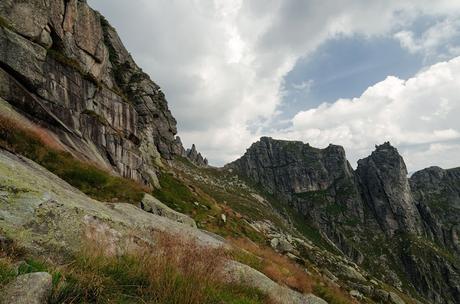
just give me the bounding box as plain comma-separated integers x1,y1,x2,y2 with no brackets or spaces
87,0,460,169
281,57,460,171
394,18,460,59
292,79,314,91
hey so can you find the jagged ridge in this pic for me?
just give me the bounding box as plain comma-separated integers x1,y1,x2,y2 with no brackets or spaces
227,137,460,304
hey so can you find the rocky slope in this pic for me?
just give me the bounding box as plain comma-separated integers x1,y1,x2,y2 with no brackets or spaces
0,148,329,304
1,1,459,304
0,0,185,187
228,137,460,304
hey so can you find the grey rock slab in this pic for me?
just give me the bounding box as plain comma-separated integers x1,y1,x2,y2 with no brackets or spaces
0,149,222,255
139,193,196,228
223,260,328,304
1,272,52,304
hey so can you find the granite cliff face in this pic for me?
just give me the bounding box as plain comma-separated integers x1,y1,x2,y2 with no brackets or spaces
228,137,460,304
410,167,460,253
356,142,423,236
0,0,181,186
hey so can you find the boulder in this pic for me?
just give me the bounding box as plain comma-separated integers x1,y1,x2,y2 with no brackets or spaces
1,272,52,304
139,194,196,228
223,260,327,304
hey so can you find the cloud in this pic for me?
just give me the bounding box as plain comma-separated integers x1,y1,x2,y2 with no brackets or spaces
281,57,460,171
292,80,314,91
87,0,460,168
394,18,460,59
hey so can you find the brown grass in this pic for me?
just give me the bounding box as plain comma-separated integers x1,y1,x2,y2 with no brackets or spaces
229,237,361,304
50,232,271,304
0,114,63,151
229,237,313,293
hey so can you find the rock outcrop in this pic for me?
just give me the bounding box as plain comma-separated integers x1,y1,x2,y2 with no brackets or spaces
228,137,460,304
356,142,422,235
186,144,208,167
410,166,460,252
0,0,181,187
0,147,325,304
227,137,366,259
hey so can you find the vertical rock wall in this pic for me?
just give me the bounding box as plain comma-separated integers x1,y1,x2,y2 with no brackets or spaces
0,0,182,186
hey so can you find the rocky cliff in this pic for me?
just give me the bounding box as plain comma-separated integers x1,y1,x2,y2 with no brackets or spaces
228,137,460,304
0,0,182,186
356,142,422,236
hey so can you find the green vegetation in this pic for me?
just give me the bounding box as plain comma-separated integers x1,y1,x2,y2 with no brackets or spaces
47,49,84,74
325,202,347,216
1,234,272,304
154,170,266,243
154,172,199,213
294,190,328,204
313,285,353,304
0,15,14,31
0,115,146,204
0,259,15,286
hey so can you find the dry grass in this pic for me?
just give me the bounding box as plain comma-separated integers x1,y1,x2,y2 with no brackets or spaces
0,115,62,151
229,238,360,304
50,232,271,304
229,237,313,294
0,114,148,204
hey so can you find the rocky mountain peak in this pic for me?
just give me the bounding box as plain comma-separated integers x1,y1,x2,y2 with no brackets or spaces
186,144,208,167
356,142,422,235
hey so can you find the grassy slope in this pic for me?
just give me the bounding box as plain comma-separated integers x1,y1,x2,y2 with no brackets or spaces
0,115,146,204
0,232,271,304
154,157,364,304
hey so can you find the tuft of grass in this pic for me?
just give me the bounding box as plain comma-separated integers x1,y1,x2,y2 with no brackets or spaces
313,284,355,304
49,233,272,304
229,238,313,294
0,258,15,286
0,115,146,204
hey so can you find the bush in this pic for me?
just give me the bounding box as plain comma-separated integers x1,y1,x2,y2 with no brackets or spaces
0,115,146,204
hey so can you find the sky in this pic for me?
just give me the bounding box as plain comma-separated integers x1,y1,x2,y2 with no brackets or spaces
88,0,460,172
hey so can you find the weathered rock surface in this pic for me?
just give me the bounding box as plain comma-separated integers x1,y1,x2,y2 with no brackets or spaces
227,137,366,262
224,260,328,304
0,149,222,255
0,149,328,303
140,193,197,228
411,166,460,252
1,272,52,304
228,137,460,304
356,142,422,235
0,0,181,187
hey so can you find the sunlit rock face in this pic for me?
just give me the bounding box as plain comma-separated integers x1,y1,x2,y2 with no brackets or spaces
0,0,179,186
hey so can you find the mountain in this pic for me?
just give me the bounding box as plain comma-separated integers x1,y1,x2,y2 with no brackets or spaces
0,0,186,188
0,1,459,304
228,137,460,303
